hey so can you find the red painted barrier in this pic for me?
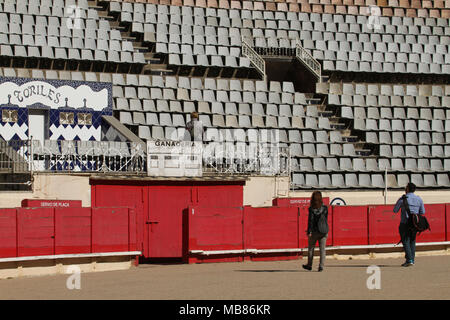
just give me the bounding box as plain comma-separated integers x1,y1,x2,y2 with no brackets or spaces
21,199,82,208
244,206,299,261
91,207,133,253
447,204,450,242
418,204,446,242
17,208,55,257
188,206,243,263
0,209,17,258
54,207,91,254
332,206,368,246
273,197,330,208
147,186,192,258
298,206,333,248
368,205,398,245
91,182,244,259
196,185,243,207
92,184,146,254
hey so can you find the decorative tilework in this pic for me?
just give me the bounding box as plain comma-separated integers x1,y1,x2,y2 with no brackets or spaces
0,77,112,143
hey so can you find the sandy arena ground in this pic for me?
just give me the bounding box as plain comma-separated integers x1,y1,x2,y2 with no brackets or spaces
0,255,449,300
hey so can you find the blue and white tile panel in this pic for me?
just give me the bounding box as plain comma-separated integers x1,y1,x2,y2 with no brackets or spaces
0,77,112,142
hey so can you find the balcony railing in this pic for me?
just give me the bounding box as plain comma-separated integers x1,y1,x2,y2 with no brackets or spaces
241,36,266,81
0,139,289,177
295,41,322,80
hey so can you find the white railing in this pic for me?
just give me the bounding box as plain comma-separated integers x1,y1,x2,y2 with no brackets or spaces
0,139,32,173
30,140,147,174
2,139,290,177
295,41,322,81
241,36,322,81
202,142,290,177
241,36,266,81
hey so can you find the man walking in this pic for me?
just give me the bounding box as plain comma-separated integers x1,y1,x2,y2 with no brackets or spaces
393,183,425,267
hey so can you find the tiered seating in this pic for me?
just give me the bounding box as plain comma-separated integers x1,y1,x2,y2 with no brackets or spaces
0,0,145,72
108,2,450,75
322,81,450,188
103,0,450,18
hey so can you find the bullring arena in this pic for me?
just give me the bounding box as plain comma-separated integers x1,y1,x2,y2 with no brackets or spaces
0,0,449,302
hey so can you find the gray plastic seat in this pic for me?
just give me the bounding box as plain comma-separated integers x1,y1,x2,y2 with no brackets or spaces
411,174,424,187
292,174,305,187
437,174,450,187
305,174,319,188
331,174,345,188
345,174,358,188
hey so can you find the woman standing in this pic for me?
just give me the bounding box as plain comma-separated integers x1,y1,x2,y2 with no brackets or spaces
302,191,329,272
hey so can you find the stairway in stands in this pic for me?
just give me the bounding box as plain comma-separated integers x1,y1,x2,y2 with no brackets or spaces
90,0,174,75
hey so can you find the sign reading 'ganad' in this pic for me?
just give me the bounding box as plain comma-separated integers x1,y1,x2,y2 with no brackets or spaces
0,79,109,111
147,141,203,177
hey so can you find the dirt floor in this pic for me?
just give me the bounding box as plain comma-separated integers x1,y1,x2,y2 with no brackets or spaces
0,255,449,300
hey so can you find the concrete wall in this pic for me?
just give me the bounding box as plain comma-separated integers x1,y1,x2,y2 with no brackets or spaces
0,256,134,280
243,176,290,207
0,173,91,208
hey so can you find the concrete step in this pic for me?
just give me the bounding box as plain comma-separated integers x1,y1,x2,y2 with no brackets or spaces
355,149,372,157
342,135,359,143
319,110,334,118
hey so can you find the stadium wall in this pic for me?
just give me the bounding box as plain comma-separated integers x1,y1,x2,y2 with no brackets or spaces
1,174,450,209
0,173,91,208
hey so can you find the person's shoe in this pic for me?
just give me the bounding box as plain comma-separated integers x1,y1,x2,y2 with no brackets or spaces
318,267,323,272
302,264,312,271
401,261,414,267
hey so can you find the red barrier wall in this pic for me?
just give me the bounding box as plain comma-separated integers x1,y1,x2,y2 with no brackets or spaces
332,206,368,246
244,206,299,261
91,184,146,254
91,181,244,259
418,204,446,242
447,204,450,242
21,199,82,208
298,206,333,248
273,197,330,207
0,209,17,258
92,207,133,253
368,205,398,245
188,206,243,263
55,207,91,254
17,208,55,257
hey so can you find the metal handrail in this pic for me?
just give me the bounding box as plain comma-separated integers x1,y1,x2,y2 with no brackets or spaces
241,36,266,80
295,41,322,81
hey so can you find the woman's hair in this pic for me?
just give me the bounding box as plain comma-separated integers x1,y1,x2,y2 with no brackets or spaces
310,191,323,209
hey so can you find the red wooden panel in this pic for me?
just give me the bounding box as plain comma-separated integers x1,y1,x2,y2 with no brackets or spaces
0,209,17,258
298,206,333,248
244,206,299,261
21,199,82,208
418,204,446,242
188,206,243,263
54,207,91,254
332,206,368,246
147,186,192,258
92,185,146,254
92,207,129,253
273,197,330,207
244,206,298,249
128,208,137,251
196,185,244,207
447,204,450,242
368,205,398,245
17,208,54,257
